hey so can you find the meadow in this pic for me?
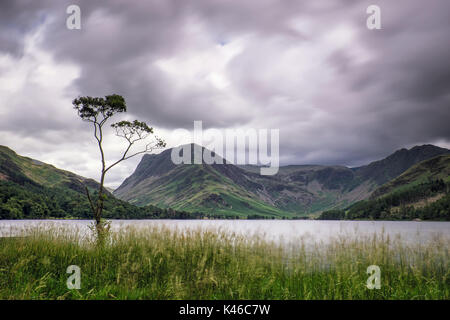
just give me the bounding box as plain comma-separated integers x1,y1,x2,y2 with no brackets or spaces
0,224,448,300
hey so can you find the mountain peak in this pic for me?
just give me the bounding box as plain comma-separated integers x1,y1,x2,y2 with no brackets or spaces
115,143,232,195
409,144,448,152
355,144,450,185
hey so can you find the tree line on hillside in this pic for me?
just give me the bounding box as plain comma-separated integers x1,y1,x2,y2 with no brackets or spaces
0,181,289,220
318,179,450,221
0,181,208,220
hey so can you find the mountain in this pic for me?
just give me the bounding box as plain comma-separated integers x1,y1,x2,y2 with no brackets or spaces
114,145,287,217
0,146,197,220
0,145,99,192
371,154,450,198
115,144,450,217
318,154,450,221
352,144,450,185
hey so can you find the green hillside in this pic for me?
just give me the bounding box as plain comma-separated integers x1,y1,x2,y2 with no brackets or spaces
115,144,450,217
318,155,450,221
0,145,99,192
371,154,450,198
341,179,450,221
115,145,358,217
0,146,204,220
352,144,450,185
114,146,288,217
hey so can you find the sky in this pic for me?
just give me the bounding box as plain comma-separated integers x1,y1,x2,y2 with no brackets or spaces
1,0,450,188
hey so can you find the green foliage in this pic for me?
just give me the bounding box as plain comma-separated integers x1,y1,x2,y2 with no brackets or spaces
111,120,152,133
73,94,126,121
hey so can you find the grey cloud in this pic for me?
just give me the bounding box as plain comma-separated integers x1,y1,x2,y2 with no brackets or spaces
0,0,449,178
0,0,52,55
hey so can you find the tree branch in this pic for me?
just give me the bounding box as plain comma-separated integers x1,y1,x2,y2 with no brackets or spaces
104,139,162,173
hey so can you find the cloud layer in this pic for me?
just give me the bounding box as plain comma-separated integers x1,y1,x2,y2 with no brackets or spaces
1,0,450,187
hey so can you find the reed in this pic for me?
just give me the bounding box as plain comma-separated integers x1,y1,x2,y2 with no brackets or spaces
0,224,448,299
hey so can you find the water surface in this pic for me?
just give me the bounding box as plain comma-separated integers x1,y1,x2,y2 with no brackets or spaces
1,219,448,245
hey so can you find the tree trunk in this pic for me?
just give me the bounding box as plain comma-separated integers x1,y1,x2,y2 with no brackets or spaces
95,170,106,239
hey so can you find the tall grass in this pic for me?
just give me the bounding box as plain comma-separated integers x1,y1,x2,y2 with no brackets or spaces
0,224,448,299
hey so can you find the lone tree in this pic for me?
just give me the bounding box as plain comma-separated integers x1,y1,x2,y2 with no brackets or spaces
73,94,165,238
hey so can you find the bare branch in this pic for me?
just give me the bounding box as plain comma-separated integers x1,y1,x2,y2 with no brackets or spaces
104,138,164,173
123,140,163,160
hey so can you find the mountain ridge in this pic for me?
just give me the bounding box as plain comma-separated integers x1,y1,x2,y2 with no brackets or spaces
371,154,450,199
114,143,450,217
1,143,448,219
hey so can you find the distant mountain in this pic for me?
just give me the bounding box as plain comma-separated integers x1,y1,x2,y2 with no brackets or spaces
352,144,450,185
371,154,450,199
115,144,450,217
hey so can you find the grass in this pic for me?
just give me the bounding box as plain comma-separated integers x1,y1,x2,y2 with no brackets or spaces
0,224,448,300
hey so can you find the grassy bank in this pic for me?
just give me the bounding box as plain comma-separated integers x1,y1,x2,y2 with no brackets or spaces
0,225,448,299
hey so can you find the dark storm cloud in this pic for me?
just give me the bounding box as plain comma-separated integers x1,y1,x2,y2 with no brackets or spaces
327,0,450,164
32,0,241,127
253,0,450,166
0,0,450,182
32,0,316,129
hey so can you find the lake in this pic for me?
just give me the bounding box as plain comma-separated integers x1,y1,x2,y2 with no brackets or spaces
1,219,449,246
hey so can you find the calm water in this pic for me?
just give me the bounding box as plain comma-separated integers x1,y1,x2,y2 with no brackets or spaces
0,219,449,245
